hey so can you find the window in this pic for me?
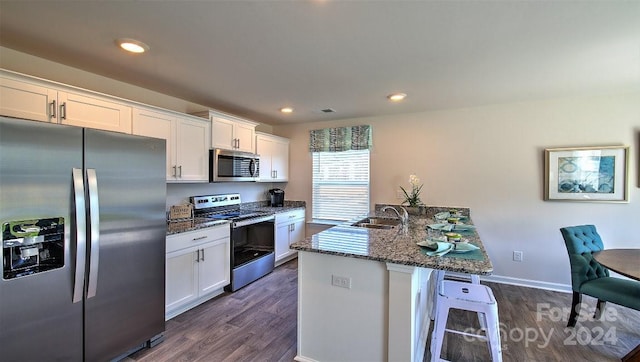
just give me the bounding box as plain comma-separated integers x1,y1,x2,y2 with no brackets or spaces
312,149,370,222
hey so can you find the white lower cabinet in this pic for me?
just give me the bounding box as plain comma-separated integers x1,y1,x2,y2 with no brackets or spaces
275,209,305,265
165,225,230,320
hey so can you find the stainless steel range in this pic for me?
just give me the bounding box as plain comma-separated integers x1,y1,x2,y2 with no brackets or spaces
191,193,275,291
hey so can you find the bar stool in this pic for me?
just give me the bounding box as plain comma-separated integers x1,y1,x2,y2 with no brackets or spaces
430,280,502,362
430,270,480,320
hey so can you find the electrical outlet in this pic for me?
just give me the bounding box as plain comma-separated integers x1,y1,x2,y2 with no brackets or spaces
513,251,523,262
331,275,352,289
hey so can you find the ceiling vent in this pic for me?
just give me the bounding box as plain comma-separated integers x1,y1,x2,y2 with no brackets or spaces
321,108,336,113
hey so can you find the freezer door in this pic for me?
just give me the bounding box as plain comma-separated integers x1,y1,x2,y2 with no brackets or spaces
0,117,84,361
83,129,166,361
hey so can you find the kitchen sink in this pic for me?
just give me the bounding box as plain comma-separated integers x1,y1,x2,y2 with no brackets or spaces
351,217,402,229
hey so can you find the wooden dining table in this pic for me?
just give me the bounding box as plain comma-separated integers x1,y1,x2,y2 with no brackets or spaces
593,249,640,362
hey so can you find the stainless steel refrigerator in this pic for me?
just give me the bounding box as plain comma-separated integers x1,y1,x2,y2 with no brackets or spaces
0,116,166,361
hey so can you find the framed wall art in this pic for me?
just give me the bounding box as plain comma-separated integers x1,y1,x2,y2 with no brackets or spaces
544,145,629,202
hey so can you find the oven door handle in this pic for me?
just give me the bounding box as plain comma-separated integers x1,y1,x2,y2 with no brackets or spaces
232,214,275,228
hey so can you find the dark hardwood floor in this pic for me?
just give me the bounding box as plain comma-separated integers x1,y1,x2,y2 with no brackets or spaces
127,259,640,362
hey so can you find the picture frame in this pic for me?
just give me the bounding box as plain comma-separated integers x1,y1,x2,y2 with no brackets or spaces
544,145,629,202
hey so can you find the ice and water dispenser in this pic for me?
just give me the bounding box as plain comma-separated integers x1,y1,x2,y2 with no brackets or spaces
2,217,65,280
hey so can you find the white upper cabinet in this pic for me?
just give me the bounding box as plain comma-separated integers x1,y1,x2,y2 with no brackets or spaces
56,91,132,133
133,107,210,182
0,76,56,122
1,70,132,133
175,116,210,182
256,132,289,182
193,110,257,153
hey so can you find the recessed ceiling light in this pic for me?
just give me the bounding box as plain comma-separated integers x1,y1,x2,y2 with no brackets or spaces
387,93,407,102
280,107,294,114
116,38,149,54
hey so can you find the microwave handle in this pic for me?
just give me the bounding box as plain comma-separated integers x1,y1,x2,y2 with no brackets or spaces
249,159,256,176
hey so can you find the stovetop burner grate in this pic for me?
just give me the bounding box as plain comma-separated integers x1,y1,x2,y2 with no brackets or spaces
195,208,272,222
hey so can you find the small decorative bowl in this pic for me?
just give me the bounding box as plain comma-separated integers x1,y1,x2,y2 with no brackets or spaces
444,232,462,242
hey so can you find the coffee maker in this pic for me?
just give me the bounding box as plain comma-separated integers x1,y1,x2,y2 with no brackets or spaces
268,188,285,207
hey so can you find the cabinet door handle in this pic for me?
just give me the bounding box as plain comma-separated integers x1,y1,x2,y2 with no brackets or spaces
60,102,67,120
195,249,200,262
201,248,205,262
178,165,182,177
50,100,56,119
172,165,177,177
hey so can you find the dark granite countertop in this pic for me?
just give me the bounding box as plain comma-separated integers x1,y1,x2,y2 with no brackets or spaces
289,205,493,275
244,200,306,214
166,200,306,235
166,218,230,235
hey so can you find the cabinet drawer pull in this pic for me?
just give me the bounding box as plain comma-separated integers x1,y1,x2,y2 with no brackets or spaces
193,235,207,241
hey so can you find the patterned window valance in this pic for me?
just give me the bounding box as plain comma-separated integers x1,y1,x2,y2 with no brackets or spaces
309,125,372,152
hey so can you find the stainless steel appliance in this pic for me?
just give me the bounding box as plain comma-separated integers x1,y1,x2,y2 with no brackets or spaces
209,148,260,182
268,188,285,207
0,116,166,361
191,193,274,291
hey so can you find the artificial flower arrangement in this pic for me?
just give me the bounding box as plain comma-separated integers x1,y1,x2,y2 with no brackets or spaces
400,174,423,207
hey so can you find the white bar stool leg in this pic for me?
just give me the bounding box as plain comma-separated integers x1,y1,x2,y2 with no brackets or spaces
483,308,503,362
430,280,449,361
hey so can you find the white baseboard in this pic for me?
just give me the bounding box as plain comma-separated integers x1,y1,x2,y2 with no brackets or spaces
294,355,318,362
481,274,572,293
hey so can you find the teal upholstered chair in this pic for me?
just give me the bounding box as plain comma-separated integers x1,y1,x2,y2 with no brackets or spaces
560,225,640,327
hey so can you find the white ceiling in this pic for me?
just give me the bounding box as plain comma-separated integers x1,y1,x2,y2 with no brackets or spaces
1,1,638,125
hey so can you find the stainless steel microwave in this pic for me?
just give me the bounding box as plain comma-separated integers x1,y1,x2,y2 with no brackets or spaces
209,148,260,182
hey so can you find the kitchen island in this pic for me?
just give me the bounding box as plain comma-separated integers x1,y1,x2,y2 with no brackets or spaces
290,205,493,362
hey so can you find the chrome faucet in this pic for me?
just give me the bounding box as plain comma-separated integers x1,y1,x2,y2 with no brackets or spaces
381,205,409,225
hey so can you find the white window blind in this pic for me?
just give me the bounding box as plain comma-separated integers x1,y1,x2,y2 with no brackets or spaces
312,149,370,221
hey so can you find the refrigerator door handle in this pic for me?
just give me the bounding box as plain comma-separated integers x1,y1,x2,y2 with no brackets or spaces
86,168,100,299
72,168,87,303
